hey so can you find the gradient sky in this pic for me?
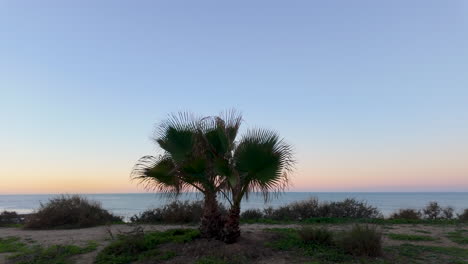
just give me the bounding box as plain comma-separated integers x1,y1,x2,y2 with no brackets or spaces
1,0,467,194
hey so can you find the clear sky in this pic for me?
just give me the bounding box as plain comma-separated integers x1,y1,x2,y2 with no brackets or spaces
1,0,467,194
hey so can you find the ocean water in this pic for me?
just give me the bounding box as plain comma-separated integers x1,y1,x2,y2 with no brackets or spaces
0,192,467,219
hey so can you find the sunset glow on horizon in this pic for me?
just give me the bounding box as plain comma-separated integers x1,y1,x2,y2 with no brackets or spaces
1,1,468,194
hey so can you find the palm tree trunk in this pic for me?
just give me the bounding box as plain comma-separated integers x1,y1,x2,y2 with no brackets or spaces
199,192,223,239
222,204,241,243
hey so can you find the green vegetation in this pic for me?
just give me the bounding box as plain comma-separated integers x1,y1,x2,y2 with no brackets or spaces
7,241,98,264
390,209,421,220
266,226,468,264
266,228,349,262
337,225,382,257
413,229,431,234
262,198,382,221
24,195,122,229
0,237,27,253
386,243,468,263
299,227,334,245
95,228,199,264
241,216,463,225
266,225,382,262
387,233,436,241
195,256,229,264
446,229,468,245
130,200,227,224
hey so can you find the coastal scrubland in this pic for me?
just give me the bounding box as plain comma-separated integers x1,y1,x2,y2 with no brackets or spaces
1,195,467,264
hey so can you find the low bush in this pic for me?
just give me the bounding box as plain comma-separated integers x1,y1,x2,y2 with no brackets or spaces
422,201,454,220
95,228,199,264
423,202,442,219
240,209,264,220
458,209,468,221
336,225,382,257
442,206,454,219
389,209,421,220
130,200,226,224
299,227,333,245
263,198,382,221
0,211,23,226
24,195,122,229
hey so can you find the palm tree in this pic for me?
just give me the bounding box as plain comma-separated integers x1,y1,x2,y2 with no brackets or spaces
131,111,242,238
220,129,294,243
132,111,294,242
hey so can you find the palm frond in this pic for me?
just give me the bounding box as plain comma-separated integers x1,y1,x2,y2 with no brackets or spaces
131,155,181,197
234,128,295,202
154,112,199,163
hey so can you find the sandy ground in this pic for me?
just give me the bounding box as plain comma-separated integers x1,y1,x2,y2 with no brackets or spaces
1,223,467,264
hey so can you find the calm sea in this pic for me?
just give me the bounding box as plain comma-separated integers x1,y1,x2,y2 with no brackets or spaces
1,193,467,219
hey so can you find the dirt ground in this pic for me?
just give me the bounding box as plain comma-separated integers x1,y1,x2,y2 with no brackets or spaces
1,223,467,264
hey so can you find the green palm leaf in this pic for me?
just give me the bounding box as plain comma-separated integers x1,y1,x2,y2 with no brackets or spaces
234,129,294,201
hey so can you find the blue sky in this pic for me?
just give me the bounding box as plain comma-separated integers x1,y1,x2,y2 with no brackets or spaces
1,1,467,193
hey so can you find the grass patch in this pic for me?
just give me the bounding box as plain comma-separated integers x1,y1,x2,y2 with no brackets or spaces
267,228,349,262
7,241,98,264
299,227,334,245
387,243,468,263
0,237,27,253
413,229,431,234
95,228,199,264
447,230,468,245
195,256,229,264
387,233,436,241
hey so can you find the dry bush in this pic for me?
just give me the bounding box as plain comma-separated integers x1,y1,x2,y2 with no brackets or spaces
337,225,382,257
24,195,122,229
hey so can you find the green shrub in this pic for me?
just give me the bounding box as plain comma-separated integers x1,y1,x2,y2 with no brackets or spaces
130,200,226,224
24,195,122,229
263,198,382,221
337,225,382,257
458,209,468,221
95,228,199,264
389,209,421,220
299,227,333,245
240,209,264,220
